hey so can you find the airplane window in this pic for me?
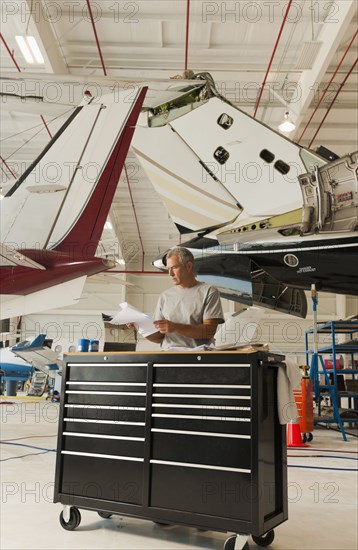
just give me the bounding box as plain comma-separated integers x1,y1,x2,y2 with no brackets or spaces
217,113,233,130
260,149,275,163
274,160,290,175
214,146,230,165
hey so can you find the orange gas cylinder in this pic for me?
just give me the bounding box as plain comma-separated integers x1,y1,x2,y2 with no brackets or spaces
293,368,314,442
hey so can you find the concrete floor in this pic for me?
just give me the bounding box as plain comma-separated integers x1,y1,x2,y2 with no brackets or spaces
1,397,357,550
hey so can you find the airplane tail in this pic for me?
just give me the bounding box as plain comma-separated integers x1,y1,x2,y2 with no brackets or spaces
1,87,147,258
12,334,47,350
55,87,147,256
133,77,327,236
11,334,61,373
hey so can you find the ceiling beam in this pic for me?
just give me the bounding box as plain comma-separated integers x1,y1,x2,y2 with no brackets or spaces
24,0,69,74
289,0,356,139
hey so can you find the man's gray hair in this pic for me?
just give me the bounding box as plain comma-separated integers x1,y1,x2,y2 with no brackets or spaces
166,247,195,267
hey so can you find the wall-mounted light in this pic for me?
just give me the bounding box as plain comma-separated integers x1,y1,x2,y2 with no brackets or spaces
15,35,44,64
278,111,296,133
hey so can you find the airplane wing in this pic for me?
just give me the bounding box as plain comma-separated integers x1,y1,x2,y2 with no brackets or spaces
0,276,87,320
214,307,265,348
0,243,45,270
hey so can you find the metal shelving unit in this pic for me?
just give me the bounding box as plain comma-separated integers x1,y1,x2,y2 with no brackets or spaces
305,321,358,441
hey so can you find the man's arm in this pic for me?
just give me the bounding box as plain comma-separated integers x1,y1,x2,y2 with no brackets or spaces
145,331,165,344
127,323,164,344
153,318,220,340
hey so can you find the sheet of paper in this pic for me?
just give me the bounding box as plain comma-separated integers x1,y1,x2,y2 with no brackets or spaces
110,302,157,337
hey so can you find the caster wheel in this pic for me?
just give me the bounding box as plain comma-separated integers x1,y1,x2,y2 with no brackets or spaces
59,508,81,531
252,530,275,546
306,432,313,442
302,433,308,443
97,511,112,519
223,535,249,550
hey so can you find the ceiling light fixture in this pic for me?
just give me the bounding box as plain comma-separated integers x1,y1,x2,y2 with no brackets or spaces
15,35,44,64
15,36,33,63
26,36,44,63
278,111,296,133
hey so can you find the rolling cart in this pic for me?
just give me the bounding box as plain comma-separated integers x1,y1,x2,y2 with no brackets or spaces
54,351,288,550
27,371,48,396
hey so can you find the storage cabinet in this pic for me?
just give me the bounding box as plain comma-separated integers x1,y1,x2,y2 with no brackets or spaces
54,351,288,549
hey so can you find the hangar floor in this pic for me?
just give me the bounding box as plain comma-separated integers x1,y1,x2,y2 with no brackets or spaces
1,397,357,550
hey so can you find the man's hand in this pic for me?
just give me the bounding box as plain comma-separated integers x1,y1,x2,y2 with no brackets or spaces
153,319,220,340
153,320,176,334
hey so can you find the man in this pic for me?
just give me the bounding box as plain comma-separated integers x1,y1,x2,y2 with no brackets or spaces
145,247,224,349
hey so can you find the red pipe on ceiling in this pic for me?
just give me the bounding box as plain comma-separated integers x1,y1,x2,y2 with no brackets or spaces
106,270,167,275
184,0,191,71
0,155,17,179
297,29,358,144
253,0,293,118
40,115,52,139
0,33,21,72
86,0,107,76
308,57,358,148
124,163,145,271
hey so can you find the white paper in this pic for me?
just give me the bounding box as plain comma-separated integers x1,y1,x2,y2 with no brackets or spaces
167,345,214,351
110,302,157,337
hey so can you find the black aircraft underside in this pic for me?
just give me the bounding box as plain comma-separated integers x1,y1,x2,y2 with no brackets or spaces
191,251,308,318
177,234,358,319
234,235,358,296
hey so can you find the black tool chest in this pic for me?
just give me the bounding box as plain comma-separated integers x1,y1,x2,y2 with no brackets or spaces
54,351,288,550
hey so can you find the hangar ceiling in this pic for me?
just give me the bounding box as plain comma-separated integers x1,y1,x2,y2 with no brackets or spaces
1,0,357,275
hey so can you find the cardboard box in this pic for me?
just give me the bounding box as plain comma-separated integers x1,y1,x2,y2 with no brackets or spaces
345,379,358,393
104,322,136,342
103,322,137,351
324,358,343,370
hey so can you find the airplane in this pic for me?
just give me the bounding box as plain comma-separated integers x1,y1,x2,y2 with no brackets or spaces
10,333,60,374
131,73,358,318
0,333,59,394
1,72,356,320
0,346,34,387
0,85,147,320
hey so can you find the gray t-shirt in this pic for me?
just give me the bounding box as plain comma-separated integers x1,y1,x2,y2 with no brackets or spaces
154,281,224,349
